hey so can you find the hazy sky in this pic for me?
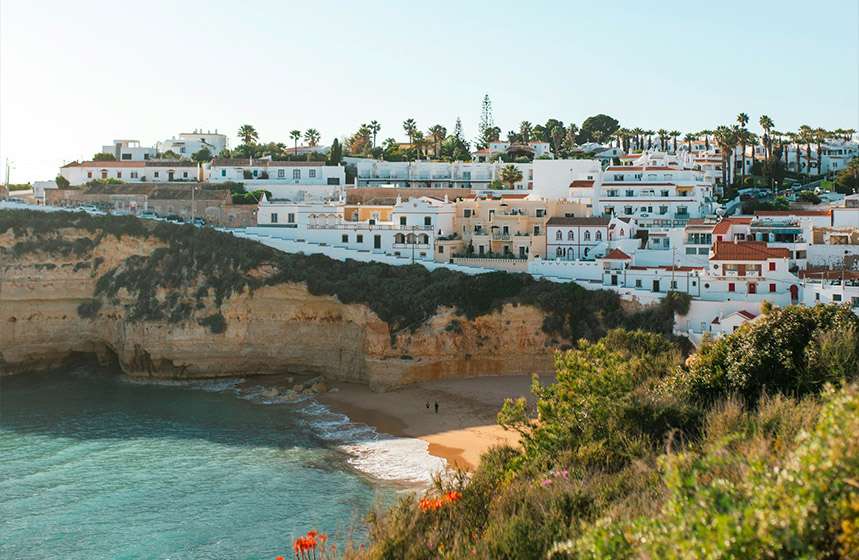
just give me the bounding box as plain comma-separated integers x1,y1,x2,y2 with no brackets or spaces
2,0,857,182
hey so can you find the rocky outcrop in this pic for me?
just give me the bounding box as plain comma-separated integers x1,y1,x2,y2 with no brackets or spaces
0,231,562,390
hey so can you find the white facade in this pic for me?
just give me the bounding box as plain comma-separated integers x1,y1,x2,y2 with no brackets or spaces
531,159,601,201
546,217,634,261
471,141,553,162
59,161,200,185
592,165,716,228
209,159,346,200
355,160,533,190
32,180,58,199
255,196,456,260
101,139,156,162
157,131,228,158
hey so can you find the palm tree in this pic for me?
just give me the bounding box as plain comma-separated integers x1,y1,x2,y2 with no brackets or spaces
550,126,564,156
798,125,813,180
700,130,713,151
567,124,579,150
784,132,799,174
427,124,447,157
670,130,680,153
656,129,669,151
631,127,644,151
412,131,427,159
289,130,302,155
368,121,381,147
500,164,523,190
813,127,828,176
238,124,259,145
683,133,696,152
304,128,321,147
519,121,532,144
644,130,655,150
403,119,417,148
759,115,774,159
715,125,738,196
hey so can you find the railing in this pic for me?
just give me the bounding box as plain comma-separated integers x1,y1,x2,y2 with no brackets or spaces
393,243,431,249
306,224,434,231
491,233,511,240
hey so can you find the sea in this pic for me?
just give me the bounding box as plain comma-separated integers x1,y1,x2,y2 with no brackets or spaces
0,366,446,560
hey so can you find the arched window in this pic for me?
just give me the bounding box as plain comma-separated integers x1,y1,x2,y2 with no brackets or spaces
619,229,624,237
567,230,574,240
595,231,602,241
555,231,562,240
556,247,563,257
584,231,591,241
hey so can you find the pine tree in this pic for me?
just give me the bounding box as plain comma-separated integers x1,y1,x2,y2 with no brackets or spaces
453,117,464,141
476,95,494,150
328,138,342,166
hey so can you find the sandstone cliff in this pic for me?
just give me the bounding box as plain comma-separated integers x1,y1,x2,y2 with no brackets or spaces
0,227,561,390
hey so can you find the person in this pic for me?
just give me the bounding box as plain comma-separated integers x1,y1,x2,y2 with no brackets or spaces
434,402,439,414
426,401,430,410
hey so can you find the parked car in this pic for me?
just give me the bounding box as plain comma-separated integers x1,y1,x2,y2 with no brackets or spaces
192,218,205,226
739,194,752,201
163,214,181,222
138,211,156,218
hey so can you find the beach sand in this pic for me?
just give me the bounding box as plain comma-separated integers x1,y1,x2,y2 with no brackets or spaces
317,373,554,470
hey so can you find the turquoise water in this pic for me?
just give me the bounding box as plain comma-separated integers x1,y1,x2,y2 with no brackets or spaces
0,367,405,560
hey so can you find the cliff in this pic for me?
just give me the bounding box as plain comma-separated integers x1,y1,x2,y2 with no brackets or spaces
0,222,560,390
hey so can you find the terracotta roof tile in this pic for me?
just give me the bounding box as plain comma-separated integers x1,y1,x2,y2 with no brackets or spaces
546,216,611,226
603,248,631,260
710,241,790,261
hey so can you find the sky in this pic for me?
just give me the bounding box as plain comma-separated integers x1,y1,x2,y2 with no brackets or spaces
1,0,858,183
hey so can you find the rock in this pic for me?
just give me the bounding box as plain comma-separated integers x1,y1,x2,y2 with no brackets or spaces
292,384,305,393
302,388,316,395
328,387,339,393
261,387,280,397
280,390,299,402
306,375,325,386
285,376,295,383
311,382,327,393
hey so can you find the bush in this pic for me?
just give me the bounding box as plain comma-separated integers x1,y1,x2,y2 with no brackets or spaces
198,312,227,334
76,299,102,319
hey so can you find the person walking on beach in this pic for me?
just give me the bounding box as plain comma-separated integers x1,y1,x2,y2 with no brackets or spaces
426,401,430,410
434,402,439,414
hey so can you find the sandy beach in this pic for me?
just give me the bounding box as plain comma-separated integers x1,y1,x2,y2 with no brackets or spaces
316,373,553,470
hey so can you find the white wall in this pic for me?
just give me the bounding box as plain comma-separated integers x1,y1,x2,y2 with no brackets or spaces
531,159,601,201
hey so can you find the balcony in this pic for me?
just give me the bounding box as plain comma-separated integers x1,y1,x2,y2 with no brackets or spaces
674,212,690,219
492,233,511,240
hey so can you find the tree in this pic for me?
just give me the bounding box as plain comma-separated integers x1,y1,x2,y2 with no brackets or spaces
499,164,523,190
763,145,787,191
475,94,494,149
55,175,70,189
428,124,447,157
700,129,713,150
715,125,738,197
403,118,417,149
412,131,428,159
836,157,859,193
644,129,655,150
799,125,814,180
798,190,821,204
328,138,342,166
814,127,828,176
93,152,116,161
368,120,381,147
657,129,669,151
579,114,620,145
759,115,774,159
191,147,211,163
238,124,259,145
348,125,371,155
684,132,696,152
670,130,680,153
161,150,182,160
519,121,532,144
483,126,501,146
550,126,564,156
304,128,321,147
289,130,302,155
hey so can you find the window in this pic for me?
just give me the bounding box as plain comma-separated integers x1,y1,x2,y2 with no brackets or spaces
635,279,642,288
595,231,602,241
536,209,546,217
671,281,677,289
293,169,301,180
584,231,591,241
374,235,381,249
624,206,633,215
341,234,349,243
463,209,472,218
268,212,281,224
567,230,574,241
748,283,756,294
438,245,443,254
87,171,93,178
686,247,697,255
400,217,407,226
770,283,776,292
309,170,316,178
356,235,363,243
533,226,540,236
728,283,735,292
183,171,188,178
253,169,258,177
626,190,634,197
769,262,776,271
117,172,122,178
180,147,185,153
278,169,285,178
852,296,859,308
221,170,226,177
833,294,842,302
130,172,138,179
121,153,131,160
154,171,160,178
424,217,431,227
287,213,295,223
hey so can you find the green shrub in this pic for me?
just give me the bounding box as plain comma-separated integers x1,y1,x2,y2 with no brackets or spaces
76,299,102,319
198,312,227,334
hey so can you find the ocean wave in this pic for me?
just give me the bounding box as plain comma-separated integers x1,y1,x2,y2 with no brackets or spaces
303,402,447,485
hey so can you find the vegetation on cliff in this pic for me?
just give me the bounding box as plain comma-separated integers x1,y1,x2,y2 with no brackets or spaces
0,209,687,342
356,305,859,559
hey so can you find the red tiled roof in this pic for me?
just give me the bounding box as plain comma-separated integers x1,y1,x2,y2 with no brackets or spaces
569,180,594,188
710,241,790,261
473,148,490,153
731,310,758,320
798,269,859,280
546,216,611,226
603,248,631,260
606,166,642,171
71,161,148,168
712,217,752,235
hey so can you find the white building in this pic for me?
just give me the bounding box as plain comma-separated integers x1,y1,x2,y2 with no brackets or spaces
156,130,228,158
209,158,346,200
32,180,58,199
59,160,201,185
101,139,156,162
254,195,456,260
592,165,716,228
355,159,531,190
546,216,634,261
471,141,553,162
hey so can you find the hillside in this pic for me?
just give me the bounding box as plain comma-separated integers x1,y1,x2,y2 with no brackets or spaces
0,210,684,389
355,307,859,558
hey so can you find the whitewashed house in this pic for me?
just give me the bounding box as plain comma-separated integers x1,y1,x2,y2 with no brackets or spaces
156,130,228,158
101,139,156,161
